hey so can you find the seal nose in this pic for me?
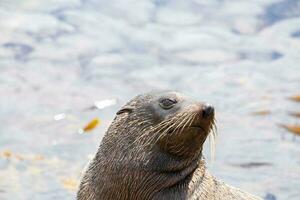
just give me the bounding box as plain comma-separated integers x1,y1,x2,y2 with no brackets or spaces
202,104,214,119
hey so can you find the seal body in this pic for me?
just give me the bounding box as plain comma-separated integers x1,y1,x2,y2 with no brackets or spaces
77,91,261,200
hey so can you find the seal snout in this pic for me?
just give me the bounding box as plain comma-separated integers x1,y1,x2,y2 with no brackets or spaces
201,104,214,119
187,103,215,134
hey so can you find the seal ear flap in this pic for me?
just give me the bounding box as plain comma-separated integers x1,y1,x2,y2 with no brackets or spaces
116,106,134,115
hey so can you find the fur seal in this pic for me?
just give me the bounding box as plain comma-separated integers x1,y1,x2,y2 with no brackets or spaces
77,91,262,200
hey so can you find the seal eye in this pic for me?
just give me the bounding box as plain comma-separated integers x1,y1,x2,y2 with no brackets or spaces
159,98,177,109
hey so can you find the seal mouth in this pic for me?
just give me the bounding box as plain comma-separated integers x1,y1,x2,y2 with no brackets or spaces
189,125,206,133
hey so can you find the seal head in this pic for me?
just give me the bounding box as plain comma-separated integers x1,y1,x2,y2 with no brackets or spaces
103,91,215,169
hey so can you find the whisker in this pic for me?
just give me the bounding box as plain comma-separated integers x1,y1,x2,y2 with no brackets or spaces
209,118,217,163
172,113,189,134
177,112,194,135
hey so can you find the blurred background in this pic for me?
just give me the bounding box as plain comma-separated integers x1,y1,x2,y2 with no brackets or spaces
0,0,300,199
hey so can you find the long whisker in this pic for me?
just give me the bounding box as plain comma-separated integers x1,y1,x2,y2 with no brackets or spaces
209,118,217,163
157,113,186,136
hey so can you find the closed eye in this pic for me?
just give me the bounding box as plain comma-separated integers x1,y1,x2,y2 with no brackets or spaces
159,98,177,109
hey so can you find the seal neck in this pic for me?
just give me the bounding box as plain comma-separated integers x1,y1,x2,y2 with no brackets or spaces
144,150,203,187
149,157,206,199
147,144,203,172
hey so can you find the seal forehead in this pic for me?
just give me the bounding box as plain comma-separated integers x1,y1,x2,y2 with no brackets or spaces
126,91,182,106
157,91,183,99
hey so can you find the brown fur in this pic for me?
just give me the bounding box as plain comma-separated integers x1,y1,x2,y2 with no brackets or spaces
77,91,261,200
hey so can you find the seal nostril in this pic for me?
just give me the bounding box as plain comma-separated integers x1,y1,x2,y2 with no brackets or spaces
202,105,214,119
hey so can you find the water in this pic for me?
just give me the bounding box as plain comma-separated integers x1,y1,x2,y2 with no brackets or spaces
0,0,300,199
